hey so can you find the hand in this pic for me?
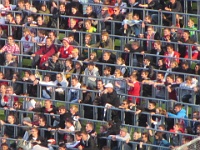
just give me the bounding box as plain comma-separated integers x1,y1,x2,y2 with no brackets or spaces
78,145,83,150
103,89,108,94
72,29,76,32
45,63,48,67
78,100,82,103
115,82,120,87
40,55,43,57
111,135,116,141
141,51,145,55
33,80,39,86
135,110,141,115
139,142,143,148
165,113,168,118
124,24,128,30
31,54,36,57
194,87,199,92
48,128,52,131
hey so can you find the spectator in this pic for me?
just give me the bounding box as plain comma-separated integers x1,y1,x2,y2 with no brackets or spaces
4,53,17,80
0,72,8,86
68,33,79,47
115,0,127,14
68,77,81,103
119,99,133,125
31,37,56,69
78,131,97,150
85,122,96,137
102,66,114,85
186,19,197,41
48,31,62,50
66,131,82,148
21,28,34,55
113,69,125,94
97,6,110,31
57,37,74,59
153,132,170,149
38,4,50,25
64,59,74,80
138,132,152,150
0,35,20,65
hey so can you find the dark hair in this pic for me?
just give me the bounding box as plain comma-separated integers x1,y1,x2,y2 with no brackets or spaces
59,143,66,149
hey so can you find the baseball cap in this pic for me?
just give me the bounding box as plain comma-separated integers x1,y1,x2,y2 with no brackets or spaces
104,83,113,88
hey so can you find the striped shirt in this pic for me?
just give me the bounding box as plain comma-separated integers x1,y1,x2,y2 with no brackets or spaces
1,43,20,54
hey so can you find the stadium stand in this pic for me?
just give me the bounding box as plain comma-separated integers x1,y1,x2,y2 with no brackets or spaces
1,0,200,149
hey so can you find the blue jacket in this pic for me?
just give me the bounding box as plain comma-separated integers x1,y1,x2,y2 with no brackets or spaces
154,139,170,150
168,109,187,119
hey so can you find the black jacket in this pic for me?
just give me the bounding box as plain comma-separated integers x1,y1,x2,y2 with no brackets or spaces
79,135,98,150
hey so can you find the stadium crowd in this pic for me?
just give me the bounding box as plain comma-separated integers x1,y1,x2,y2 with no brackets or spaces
0,0,200,150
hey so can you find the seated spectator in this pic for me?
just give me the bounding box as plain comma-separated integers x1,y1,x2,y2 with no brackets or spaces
0,35,20,65
84,52,98,62
97,125,109,149
33,30,48,48
68,33,79,47
64,59,74,80
21,28,34,55
67,18,79,42
0,26,6,48
31,37,56,69
115,0,127,14
11,72,23,95
102,66,114,85
27,127,47,147
119,99,133,125
156,59,167,71
178,30,198,59
136,101,156,127
97,6,110,31
163,44,180,68
153,132,170,149
192,64,200,75
69,6,82,26
30,16,47,27
23,113,40,127
78,84,93,119
138,132,152,150
180,61,193,74
142,56,155,79
161,28,178,49
79,131,97,150
115,57,127,75
69,105,82,131
84,19,97,34
58,118,75,135
0,72,8,86
140,70,152,97
113,69,125,94
57,37,74,59
68,77,81,103
151,107,167,130
169,123,184,147
38,4,50,25
109,127,131,150
83,61,99,89
85,122,96,138
91,0,102,16
66,131,82,148
48,31,62,50
24,1,37,13
0,113,17,138
141,15,153,32
4,53,18,80
140,26,160,51
186,19,197,41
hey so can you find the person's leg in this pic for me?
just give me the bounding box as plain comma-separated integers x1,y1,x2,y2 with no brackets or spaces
31,55,40,68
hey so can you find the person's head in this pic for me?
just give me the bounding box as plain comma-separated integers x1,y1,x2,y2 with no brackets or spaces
155,132,164,141
101,31,109,42
141,132,148,142
143,57,151,66
147,26,154,35
6,13,13,22
23,28,30,37
130,74,137,82
101,6,108,15
170,0,176,4
75,61,83,69
86,6,93,14
72,48,79,58
70,105,78,114
103,52,111,61
71,77,78,87
65,119,74,128
158,124,166,131
121,99,129,109
58,105,66,115
193,111,199,120
133,131,141,141
40,4,47,12
170,61,178,68
166,44,174,54
5,53,13,62
0,72,4,79
85,122,94,132
131,41,140,50
181,61,189,70
144,15,151,23
37,16,43,25
62,37,70,47
48,31,57,41
37,30,46,37
183,30,190,40
85,34,92,44
97,80,104,90
6,86,14,95
113,6,120,15
27,15,34,23
81,131,89,141
85,20,92,30
89,52,97,60
114,69,122,78
156,73,164,81
103,66,111,76
44,100,52,109
38,116,46,126
75,131,82,141
157,59,164,67
46,37,52,47
68,34,75,42
116,57,125,65
13,101,22,109
56,73,63,82
148,101,156,110
156,107,166,115
188,19,195,28
15,14,22,24
52,54,58,63
174,103,182,113
197,125,200,134
120,128,128,137
100,125,107,133
141,70,149,79
163,28,171,36
69,18,77,28
154,40,161,50
166,74,174,83
1,143,9,150
44,74,51,82
185,76,192,85
24,1,31,10
133,13,140,20
195,64,200,72
71,6,78,14
7,114,15,124
58,143,66,150
59,3,66,12
104,83,114,93
173,123,181,131
33,114,40,122
175,76,183,84
182,136,191,145
102,146,111,150
87,61,95,71
17,0,24,8
7,35,14,45
65,59,73,68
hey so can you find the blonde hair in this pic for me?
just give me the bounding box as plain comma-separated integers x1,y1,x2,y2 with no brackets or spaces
70,105,79,112
115,69,123,76
117,57,125,64
156,107,167,115
126,12,133,20
90,52,97,58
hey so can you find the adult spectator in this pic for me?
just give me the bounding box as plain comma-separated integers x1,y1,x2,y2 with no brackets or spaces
100,83,120,122
68,33,79,47
153,132,170,149
68,77,81,103
83,61,99,89
0,72,8,86
13,14,23,40
113,69,126,94
115,0,127,14
104,6,124,35
0,35,20,65
97,6,110,31
4,53,17,80
119,100,133,125
21,28,34,55
163,44,180,68
57,37,74,59
79,131,97,150
142,56,155,79
138,132,152,150
91,0,102,16
11,73,23,95
102,66,114,85
24,1,37,13
66,131,82,148
48,31,62,50
30,16,47,28
31,37,56,68
85,122,96,137
38,4,50,25
27,74,38,97
140,70,152,97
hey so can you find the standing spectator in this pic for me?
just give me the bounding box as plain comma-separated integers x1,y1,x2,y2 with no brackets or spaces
113,69,126,94
126,74,140,104
115,0,127,14
68,77,81,103
4,53,17,80
102,67,114,85
21,28,34,55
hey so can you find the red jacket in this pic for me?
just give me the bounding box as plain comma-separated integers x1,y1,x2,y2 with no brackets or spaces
58,45,74,58
128,81,140,104
163,51,180,68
